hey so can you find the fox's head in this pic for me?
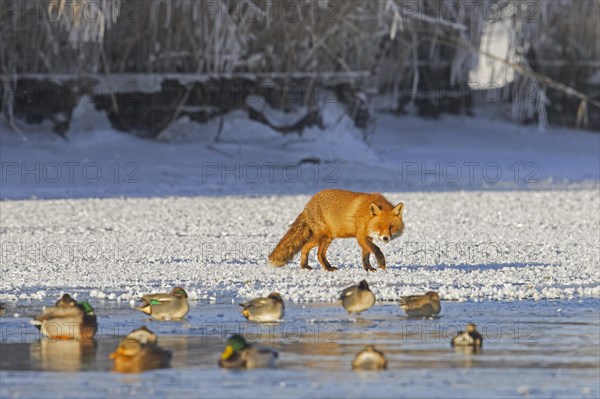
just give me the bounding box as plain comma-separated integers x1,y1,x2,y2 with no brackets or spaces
367,202,404,243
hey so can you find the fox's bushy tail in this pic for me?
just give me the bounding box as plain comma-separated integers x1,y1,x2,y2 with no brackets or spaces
269,212,311,266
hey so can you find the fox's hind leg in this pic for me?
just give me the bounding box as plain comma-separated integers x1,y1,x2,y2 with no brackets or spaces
300,238,318,270
317,237,337,271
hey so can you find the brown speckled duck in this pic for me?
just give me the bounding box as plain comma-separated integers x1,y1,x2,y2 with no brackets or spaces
240,292,284,322
352,345,387,370
451,323,483,349
399,291,441,317
340,280,376,314
110,326,171,373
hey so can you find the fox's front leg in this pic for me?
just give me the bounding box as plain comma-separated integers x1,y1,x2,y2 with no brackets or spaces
370,241,386,270
358,238,376,272
358,238,386,271
360,248,376,272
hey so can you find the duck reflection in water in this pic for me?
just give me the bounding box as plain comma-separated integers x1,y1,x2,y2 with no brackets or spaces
30,339,97,372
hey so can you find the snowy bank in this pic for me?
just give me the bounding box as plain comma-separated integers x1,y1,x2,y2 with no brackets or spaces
1,108,599,200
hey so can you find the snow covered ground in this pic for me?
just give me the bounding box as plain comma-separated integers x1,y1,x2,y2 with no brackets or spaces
0,188,598,303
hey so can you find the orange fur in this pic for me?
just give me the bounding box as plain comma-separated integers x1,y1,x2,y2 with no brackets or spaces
269,189,404,271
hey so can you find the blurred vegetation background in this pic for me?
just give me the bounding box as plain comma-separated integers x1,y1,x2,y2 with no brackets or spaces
1,0,599,138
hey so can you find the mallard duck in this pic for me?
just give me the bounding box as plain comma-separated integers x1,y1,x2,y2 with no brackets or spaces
399,291,441,317
451,323,483,348
32,294,97,341
240,292,284,322
352,345,387,370
110,326,171,373
218,334,278,369
340,280,376,314
137,287,189,320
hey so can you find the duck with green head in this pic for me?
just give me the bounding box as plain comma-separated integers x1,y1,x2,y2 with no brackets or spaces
32,294,97,341
240,292,284,322
218,334,278,369
137,287,189,320
340,280,376,314
110,326,171,373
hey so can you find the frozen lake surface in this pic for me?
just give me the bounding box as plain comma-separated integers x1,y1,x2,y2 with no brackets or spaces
1,299,598,399
1,111,599,398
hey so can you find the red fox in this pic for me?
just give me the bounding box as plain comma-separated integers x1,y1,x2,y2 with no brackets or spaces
269,189,404,271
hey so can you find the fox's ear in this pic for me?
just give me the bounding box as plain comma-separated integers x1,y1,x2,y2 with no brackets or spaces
393,202,404,216
370,203,382,216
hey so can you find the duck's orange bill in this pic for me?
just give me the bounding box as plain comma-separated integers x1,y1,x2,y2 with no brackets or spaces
109,347,125,359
